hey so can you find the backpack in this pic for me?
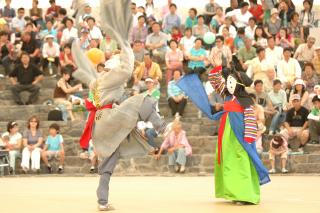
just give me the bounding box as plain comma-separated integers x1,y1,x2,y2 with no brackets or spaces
48,109,63,121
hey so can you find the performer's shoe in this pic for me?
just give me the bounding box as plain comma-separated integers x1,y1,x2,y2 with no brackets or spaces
98,204,115,211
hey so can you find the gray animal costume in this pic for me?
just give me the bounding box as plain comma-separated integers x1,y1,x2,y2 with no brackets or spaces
72,0,165,207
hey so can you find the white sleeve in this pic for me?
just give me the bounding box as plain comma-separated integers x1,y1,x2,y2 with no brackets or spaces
308,113,320,121
42,44,48,58
276,62,286,83
295,59,302,79
137,121,146,130
205,81,214,95
60,135,64,143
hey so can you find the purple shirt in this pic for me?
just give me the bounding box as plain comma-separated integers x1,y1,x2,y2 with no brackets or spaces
130,26,148,44
161,130,192,156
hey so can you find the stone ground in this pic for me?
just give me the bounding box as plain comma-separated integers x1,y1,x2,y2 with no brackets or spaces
1,175,320,213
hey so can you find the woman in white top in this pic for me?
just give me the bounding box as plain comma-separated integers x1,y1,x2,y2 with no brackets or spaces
1,121,22,174
60,18,78,46
179,28,196,58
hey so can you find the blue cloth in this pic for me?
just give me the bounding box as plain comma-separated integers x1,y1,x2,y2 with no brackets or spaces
46,134,63,151
177,74,270,185
188,48,206,69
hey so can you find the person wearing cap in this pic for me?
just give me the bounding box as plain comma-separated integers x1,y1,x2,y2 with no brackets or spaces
262,0,278,24
288,78,309,109
1,121,22,174
277,47,302,90
133,52,162,93
86,16,103,43
42,34,60,74
225,2,252,28
294,36,316,66
280,93,310,153
143,78,160,103
308,95,320,144
264,8,281,38
312,46,320,78
79,27,90,50
246,47,275,92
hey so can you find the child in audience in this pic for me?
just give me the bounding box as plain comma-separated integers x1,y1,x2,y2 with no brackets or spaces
41,123,65,174
269,134,289,174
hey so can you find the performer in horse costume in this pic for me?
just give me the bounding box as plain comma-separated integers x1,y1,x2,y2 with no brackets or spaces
72,0,166,211
177,65,270,205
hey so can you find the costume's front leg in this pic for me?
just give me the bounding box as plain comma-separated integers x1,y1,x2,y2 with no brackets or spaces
96,148,120,206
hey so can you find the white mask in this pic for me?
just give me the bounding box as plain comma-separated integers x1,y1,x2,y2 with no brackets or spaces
227,75,237,95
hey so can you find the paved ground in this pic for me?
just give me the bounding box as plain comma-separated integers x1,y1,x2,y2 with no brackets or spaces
1,175,319,213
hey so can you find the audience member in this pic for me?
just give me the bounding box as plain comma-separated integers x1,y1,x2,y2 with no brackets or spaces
20,32,41,64
41,123,65,174
299,0,315,39
302,62,319,94
42,34,60,74
253,26,267,48
162,4,181,34
21,116,43,173
187,38,207,70
249,0,264,24
268,134,289,174
46,0,61,19
145,22,168,62
280,94,309,153
265,36,283,69
294,36,316,66
0,31,14,76
86,17,103,43
137,120,159,154
288,12,304,46
60,18,78,46
11,7,25,34
156,119,192,173
192,15,210,38
288,79,309,109
167,70,187,117
245,17,257,40
179,28,196,57
165,39,183,84
99,33,118,60
264,8,281,38
59,44,76,70
312,46,320,78
227,2,252,28
130,15,148,45
275,27,295,49
237,37,256,71
30,0,43,29
0,0,16,23
308,95,320,144
1,121,22,174
185,8,198,29
209,35,232,68
9,52,43,105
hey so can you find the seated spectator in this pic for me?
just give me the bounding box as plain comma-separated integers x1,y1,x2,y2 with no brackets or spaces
133,53,162,93
179,28,196,58
41,123,65,174
78,3,92,29
143,78,160,110
86,17,103,43
227,2,252,28
78,28,90,51
249,0,264,24
302,62,319,94
209,35,232,69
39,19,58,42
268,134,289,174
145,0,155,18
156,119,192,173
9,52,43,105
203,0,221,24
288,12,304,46
218,16,237,38
247,47,275,92
21,116,43,173
42,35,60,75
20,32,41,64
264,8,281,38
187,38,207,70
237,37,256,71
294,36,316,66
253,26,267,48
165,39,183,84
288,79,309,109
253,80,274,116
0,0,16,23
130,15,148,45
60,18,78,47
46,0,61,20
280,94,309,153
192,15,209,38
131,2,143,27
312,46,320,78
133,40,145,65
0,31,14,76
145,22,168,62
225,0,238,14
100,33,118,60
308,95,320,144
299,0,315,39
245,17,257,40
268,79,288,135
54,68,82,121
167,70,187,117
185,8,198,29
275,27,295,49
233,27,246,51
170,27,183,43
162,3,181,34
137,121,159,155
59,44,76,71
30,0,43,30
11,7,25,35
277,47,302,90
209,6,225,33
1,121,22,174
221,27,234,52
265,36,283,70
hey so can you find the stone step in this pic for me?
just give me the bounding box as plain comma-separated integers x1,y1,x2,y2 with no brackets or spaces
0,76,58,90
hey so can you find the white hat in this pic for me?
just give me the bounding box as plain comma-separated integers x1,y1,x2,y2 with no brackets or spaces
145,78,154,83
271,8,279,16
294,78,305,87
45,34,54,40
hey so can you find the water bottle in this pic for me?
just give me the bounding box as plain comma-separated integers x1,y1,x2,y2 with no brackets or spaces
48,61,53,75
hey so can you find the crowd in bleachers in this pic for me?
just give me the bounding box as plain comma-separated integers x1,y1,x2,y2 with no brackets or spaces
0,0,320,175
